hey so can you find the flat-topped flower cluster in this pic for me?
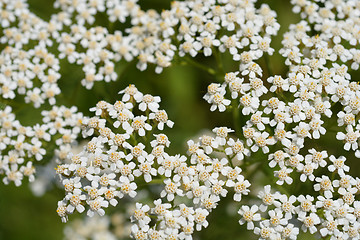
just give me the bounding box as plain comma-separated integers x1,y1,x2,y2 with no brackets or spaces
0,0,279,109
0,105,83,189
1,0,360,239
56,85,254,239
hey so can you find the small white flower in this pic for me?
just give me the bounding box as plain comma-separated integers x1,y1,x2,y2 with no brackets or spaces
238,205,261,230
328,155,349,175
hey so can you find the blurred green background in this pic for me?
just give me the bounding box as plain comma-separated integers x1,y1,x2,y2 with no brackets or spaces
1,0,357,239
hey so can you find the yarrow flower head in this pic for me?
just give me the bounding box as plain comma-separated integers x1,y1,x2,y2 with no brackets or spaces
2,0,360,239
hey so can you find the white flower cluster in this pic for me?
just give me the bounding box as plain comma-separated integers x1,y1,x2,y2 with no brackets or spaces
52,0,279,73
56,85,174,221
0,0,279,109
2,0,360,239
0,105,83,187
56,85,254,239
129,125,255,240
41,105,84,161
237,182,360,239
0,0,62,108
202,59,360,238
201,0,360,238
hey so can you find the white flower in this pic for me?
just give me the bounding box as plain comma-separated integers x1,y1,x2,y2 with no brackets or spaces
199,135,218,155
207,178,227,198
219,35,242,55
213,127,233,146
194,208,209,231
138,94,161,112
20,161,36,182
267,75,289,92
336,125,360,151
149,110,174,130
268,150,287,168
179,36,202,57
251,131,275,154
298,212,321,234
328,155,349,175
133,158,157,183
249,111,269,131
228,175,251,202
208,89,231,112
29,138,46,161
281,223,299,240
250,36,274,58
118,176,137,198
297,162,316,182
333,172,357,198
131,203,151,228
57,201,68,223
225,138,250,161
152,199,171,216
315,194,335,213
238,205,261,230
228,76,250,99
278,194,297,219
274,167,293,185
254,222,278,240
112,110,133,130
271,118,290,143
196,34,220,56
313,175,334,198
65,188,86,214
3,164,23,187
249,77,268,97
266,208,288,231
128,116,152,136
319,213,340,237
332,200,355,226
337,111,355,126
296,195,316,217
131,224,149,240
161,178,183,201
305,148,328,168
81,67,102,89
173,161,195,184
257,185,280,212
240,62,263,78
87,197,109,217
25,87,45,108
119,84,143,102
239,94,260,115
151,134,170,148
309,116,326,139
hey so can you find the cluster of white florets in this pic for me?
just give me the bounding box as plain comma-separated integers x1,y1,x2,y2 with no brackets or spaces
2,0,360,239
0,0,63,108
202,0,360,238
0,105,83,188
237,182,360,239
56,85,173,221
55,85,254,239
51,0,279,73
0,0,279,108
128,124,256,240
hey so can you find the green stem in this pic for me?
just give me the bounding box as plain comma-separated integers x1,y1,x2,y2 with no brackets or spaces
263,53,273,77
213,48,224,74
231,101,242,138
183,57,217,76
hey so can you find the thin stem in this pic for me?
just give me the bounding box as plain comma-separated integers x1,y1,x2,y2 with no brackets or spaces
263,53,273,77
213,48,224,75
183,57,217,76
